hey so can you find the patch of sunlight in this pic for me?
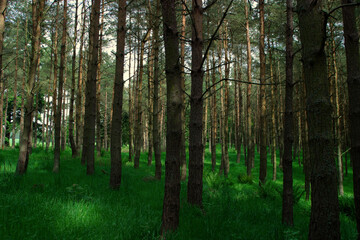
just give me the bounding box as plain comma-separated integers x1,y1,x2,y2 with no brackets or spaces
55,200,102,232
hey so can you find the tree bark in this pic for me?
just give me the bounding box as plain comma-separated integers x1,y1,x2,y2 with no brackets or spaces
81,0,101,175
188,0,204,206
110,0,126,190
341,0,360,236
16,0,46,175
282,0,294,226
210,52,217,171
297,0,340,239
160,0,182,233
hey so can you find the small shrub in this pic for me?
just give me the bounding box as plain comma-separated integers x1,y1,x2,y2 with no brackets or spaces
237,173,253,184
65,184,93,201
339,195,356,220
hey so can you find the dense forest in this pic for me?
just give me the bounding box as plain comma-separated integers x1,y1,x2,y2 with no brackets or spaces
0,0,359,239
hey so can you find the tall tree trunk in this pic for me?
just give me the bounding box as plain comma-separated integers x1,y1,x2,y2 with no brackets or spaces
160,0,182,233
282,0,294,226
259,0,267,184
147,5,154,165
54,0,68,173
297,0,340,238
76,0,86,155
245,1,253,176
330,22,344,196
20,14,28,137
110,0,126,189
180,0,187,181
52,1,60,149
134,30,150,168
269,40,277,181
153,0,161,179
128,32,133,162
210,52,217,171
81,0,101,175
69,0,78,157
16,0,46,175
342,0,360,236
12,19,20,148
96,0,105,157
188,0,204,206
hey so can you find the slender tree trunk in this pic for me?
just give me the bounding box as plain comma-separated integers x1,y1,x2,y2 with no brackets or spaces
76,0,86,155
259,0,267,185
210,52,217,171
297,0,340,238
269,41,277,181
147,9,154,165
282,0,294,226
16,0,46,175
342,0,360,236
160,0,182,233
134,30,150,168
96,0,105,157
54,0,67,173
110,0,126,189
81,0,101,175
180,0,187,181
52,1,60,149
69,0,78,157
245,1,253,177
153,0,161,179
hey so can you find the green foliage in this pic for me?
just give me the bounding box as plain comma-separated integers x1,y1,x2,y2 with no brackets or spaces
0,147,357,240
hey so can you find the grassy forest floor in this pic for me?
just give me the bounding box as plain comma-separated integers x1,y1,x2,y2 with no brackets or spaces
0,146,357,240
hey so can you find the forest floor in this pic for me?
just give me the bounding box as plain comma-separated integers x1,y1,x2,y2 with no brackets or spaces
0,146,357,240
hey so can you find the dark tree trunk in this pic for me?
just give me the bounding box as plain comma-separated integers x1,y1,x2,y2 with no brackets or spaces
110,0,126,190
160,0,182,233
12,19,19,148
0,0,6,150
81,0,101,175
341,0,360,236
16,0,46,175
188,0,204,207
282,0,294,226
297,0,340,239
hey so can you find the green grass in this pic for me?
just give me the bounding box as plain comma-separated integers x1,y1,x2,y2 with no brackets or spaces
0,146,357,240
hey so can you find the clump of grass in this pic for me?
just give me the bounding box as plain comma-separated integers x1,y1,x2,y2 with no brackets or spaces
339,194,356,220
